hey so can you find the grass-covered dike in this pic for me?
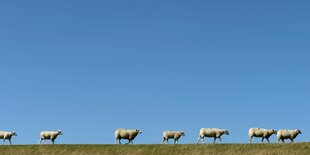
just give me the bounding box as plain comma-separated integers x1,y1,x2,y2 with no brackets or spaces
0,143,309,155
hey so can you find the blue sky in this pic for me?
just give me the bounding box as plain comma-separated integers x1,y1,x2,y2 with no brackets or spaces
0,0,309,144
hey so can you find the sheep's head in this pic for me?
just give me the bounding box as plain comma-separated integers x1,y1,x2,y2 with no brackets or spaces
224,130,229,135
180,131,185,136
57,129,63,135
272,129,277,134
297,129,302,134
12,131,17,136
136,129,142,134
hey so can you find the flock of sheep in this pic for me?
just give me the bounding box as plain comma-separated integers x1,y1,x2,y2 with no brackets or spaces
0,128,302,145
115,128,302,144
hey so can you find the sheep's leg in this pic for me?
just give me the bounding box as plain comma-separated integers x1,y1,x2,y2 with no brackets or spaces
117,138,121,144
219,137,222,143
202,137,205,144
167,139,169,144
281,139,285,143
174,139,178,144
266,138,270,143
9,139,12,145
249,137,252,143
290,138,294,143
261,137,264,143
51,139,55,144
161,138,165,144
38,139,42,144
213,137,216,144
197,137,201,144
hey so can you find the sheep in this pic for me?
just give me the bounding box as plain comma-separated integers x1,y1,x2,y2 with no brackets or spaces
0,131,17,145
161,131,185,144
38,129,63,144
249,128,277,143
115,128,142,144
197,128,229,144
277,129,302,143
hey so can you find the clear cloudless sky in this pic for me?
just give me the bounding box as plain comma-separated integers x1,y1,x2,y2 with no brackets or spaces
0,0,309,144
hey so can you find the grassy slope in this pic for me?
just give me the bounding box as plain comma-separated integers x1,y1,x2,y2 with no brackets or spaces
0,143,309,155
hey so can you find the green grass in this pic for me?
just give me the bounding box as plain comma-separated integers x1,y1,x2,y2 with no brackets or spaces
0,143,309,155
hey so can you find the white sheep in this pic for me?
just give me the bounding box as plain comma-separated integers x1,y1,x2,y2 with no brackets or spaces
161,131,185,144
38,129,63,144
249,128,277,143
277,129,302,143
0,131,17,145
115,128,142,144
197,128,229,144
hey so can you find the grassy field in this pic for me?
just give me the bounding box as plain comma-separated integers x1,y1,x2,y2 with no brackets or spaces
0,143,309,155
